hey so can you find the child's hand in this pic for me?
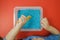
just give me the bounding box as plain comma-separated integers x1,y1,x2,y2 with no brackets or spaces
41,17,50,30
16,15,27,27
16,15,31,27
41,18,60,34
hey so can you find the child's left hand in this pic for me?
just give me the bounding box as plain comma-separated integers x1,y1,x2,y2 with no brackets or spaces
41,17,50,30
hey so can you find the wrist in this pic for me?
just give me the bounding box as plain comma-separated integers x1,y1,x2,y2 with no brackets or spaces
44,25,51,31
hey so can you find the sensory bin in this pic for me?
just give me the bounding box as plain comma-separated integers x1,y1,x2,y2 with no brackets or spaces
17,9,42,30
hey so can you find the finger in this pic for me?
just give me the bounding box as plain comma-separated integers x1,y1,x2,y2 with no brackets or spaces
19,16,23,23
41,19,47,26
41,17,48,24
41,17,49,26
41,23,45,28
16,16,22,24
21,15,27,23
17,15,25,24
15,17,22,26
44,17,49,24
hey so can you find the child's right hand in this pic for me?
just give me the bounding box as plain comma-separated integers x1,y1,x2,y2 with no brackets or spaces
16,15,31,28
15,15,27,27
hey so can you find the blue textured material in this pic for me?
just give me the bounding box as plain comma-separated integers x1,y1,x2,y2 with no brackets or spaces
3,35,60,40
17,9,41,30
23,35,60,40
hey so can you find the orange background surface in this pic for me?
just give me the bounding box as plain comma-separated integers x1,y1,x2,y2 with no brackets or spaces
0,0,60,39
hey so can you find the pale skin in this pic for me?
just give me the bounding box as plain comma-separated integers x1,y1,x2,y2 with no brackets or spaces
6,15,27,40
5,15,60,40
32,18,60,40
